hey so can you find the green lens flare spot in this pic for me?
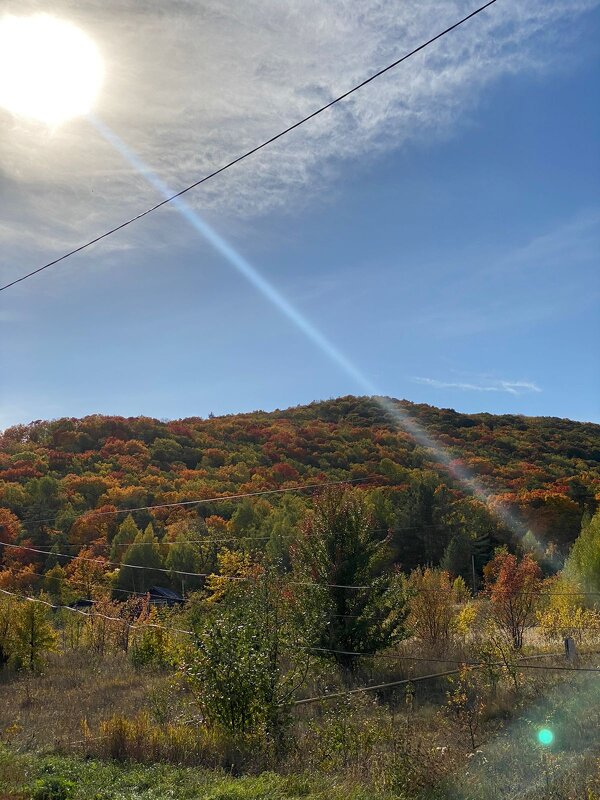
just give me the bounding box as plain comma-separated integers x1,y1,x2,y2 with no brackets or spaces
537,728,554,746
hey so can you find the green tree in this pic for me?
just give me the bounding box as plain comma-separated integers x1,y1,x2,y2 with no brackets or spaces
566,477,597,516
230,498,271,541
520,530,544,563
22,476,61,549
110,514,141,562
13,599,57,670
262,495,304,570
164,516,218,594
565,510,600,594
115,524,165,595
187,570,310,748
165,535,205,595
446,499,500,582
150,437,184,464
441,531,473,583
405,476,452,566
371,476,452,571
43,564,70,605
54,503,78,536
294,487,408,673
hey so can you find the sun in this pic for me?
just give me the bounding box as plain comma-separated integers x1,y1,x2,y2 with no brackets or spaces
0,14,103,126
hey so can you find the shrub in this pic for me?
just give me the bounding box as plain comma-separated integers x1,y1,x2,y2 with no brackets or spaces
129,625,174,669
31,776,75,800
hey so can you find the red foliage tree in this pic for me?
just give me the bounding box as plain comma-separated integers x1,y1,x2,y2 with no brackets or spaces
484,549,542,649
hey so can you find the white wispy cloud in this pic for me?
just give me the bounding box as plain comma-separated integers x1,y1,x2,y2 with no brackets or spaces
411,376,542,395
0,0,598,276
490,207,600,278
396,207,600,339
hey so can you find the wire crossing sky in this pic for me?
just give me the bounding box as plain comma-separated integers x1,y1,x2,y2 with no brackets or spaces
86,115,532,542
0,0,498,294
0,0,598,428
0,0,532,540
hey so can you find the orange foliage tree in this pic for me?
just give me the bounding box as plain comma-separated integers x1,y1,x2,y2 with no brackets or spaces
0,507,20,550
483,549,542,649
64,548,111,600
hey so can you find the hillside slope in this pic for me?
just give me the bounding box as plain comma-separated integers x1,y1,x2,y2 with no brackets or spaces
0,396,598,582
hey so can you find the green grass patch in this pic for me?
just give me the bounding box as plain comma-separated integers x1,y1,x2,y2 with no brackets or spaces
0,746,409,800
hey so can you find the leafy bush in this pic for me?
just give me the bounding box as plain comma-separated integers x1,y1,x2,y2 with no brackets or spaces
32,776,75,800
129,625,174,670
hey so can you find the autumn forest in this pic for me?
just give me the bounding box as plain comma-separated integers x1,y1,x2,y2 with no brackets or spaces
0,395,599,800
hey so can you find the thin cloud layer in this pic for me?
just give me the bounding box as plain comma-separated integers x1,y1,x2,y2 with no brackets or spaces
0,0,598,271
412,376,542,395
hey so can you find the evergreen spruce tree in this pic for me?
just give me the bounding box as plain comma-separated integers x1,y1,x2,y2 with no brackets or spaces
22,477,61,549
472,527,493,580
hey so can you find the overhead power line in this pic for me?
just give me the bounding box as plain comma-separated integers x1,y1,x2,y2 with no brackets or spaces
33,552,575,644
19,477,372,527
293,656,600,706
3,541,600,597
294,670,463,705
307,646,543,663
306,646,600,668
0,588,194,636
2,567,367,620
0,0,499,293
0,540,370,587
8,563,169,601
2,587,599,686
1,541,243,581
25,523,438,551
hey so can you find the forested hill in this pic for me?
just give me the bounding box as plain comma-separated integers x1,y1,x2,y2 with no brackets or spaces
0,396,599,580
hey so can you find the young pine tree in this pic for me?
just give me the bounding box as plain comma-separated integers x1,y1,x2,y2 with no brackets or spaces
165,535,205,595
441,531,473,583
293,487,408,673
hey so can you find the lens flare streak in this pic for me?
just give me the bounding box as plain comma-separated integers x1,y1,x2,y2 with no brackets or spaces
91,116,526,537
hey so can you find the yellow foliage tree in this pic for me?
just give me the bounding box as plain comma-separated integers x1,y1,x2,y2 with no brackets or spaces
13,598,57,670
407,567,459,655
537,576,600,644
204,549,262,604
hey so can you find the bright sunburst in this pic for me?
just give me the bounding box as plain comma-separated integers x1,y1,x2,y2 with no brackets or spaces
0,14,103,126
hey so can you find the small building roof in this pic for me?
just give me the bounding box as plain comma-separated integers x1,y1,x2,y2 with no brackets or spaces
148,586,184,602
68,598,95,609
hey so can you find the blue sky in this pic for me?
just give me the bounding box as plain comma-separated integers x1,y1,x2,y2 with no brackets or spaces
1,0,599,428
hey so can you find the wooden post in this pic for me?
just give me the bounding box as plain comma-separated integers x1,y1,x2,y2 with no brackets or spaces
564,636,577,662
